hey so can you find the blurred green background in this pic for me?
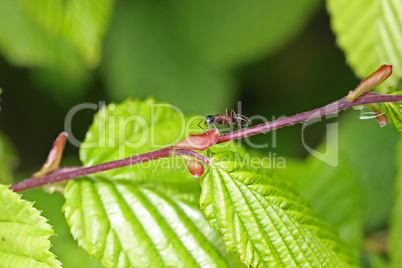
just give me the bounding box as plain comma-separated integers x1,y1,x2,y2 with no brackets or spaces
0,0,361,170
0,0,400,267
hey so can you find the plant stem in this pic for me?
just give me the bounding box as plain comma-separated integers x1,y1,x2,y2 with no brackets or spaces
217,93,402,143
10,148,208,192
10,92,402,192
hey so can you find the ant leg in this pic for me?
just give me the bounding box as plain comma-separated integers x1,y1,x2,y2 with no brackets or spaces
231,109,239,126
238,120,247,129
232,109,240,130
244,118,252,127
230,109,236,118
198,119,207,133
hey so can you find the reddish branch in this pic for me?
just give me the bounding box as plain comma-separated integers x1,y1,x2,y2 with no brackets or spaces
217,93,402,143
10,148,209,192
9,92,402,192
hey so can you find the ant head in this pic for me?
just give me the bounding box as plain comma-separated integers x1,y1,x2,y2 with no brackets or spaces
204,115,215,126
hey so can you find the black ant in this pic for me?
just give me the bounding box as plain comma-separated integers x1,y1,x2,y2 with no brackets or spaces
198,109,251,132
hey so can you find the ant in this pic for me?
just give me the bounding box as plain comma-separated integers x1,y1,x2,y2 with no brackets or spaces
198,109,251,132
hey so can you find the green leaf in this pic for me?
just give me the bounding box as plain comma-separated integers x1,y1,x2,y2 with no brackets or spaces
381,90,402,134
383,101,402,134
16,0,115,66
103,0,320,114
64,99,245,267
0,184,61,267
327,0,402,89
389,138,402,266
200,152,359,267
80,98,191,170
64,176,243,268
22,188,103,268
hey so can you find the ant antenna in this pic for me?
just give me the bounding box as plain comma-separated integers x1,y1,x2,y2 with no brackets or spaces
198,119,207,133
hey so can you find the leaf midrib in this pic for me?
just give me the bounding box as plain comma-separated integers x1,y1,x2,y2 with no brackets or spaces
210,166,277,267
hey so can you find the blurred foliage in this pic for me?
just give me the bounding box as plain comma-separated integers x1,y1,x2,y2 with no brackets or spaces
0,0,83,69
390,138,402,266
102,0,321,114
362,254,389,268
16,0,114,66
0,131,18,184
277,132,363,256
0,0,91,103
338,113,399,233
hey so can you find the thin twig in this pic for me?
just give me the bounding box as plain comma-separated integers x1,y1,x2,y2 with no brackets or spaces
10,92,402,192
10,148,208,192
217,93,402,143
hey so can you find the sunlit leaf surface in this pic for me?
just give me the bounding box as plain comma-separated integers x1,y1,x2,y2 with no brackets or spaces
64,99,245,267
0,184,60,267
328,0,402,90
200,152,359,267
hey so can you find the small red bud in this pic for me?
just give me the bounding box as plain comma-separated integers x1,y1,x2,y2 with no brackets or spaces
179,155,205,177
347,64,393,102
187,159,204,177
34,132,68,178
375,112,388,127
